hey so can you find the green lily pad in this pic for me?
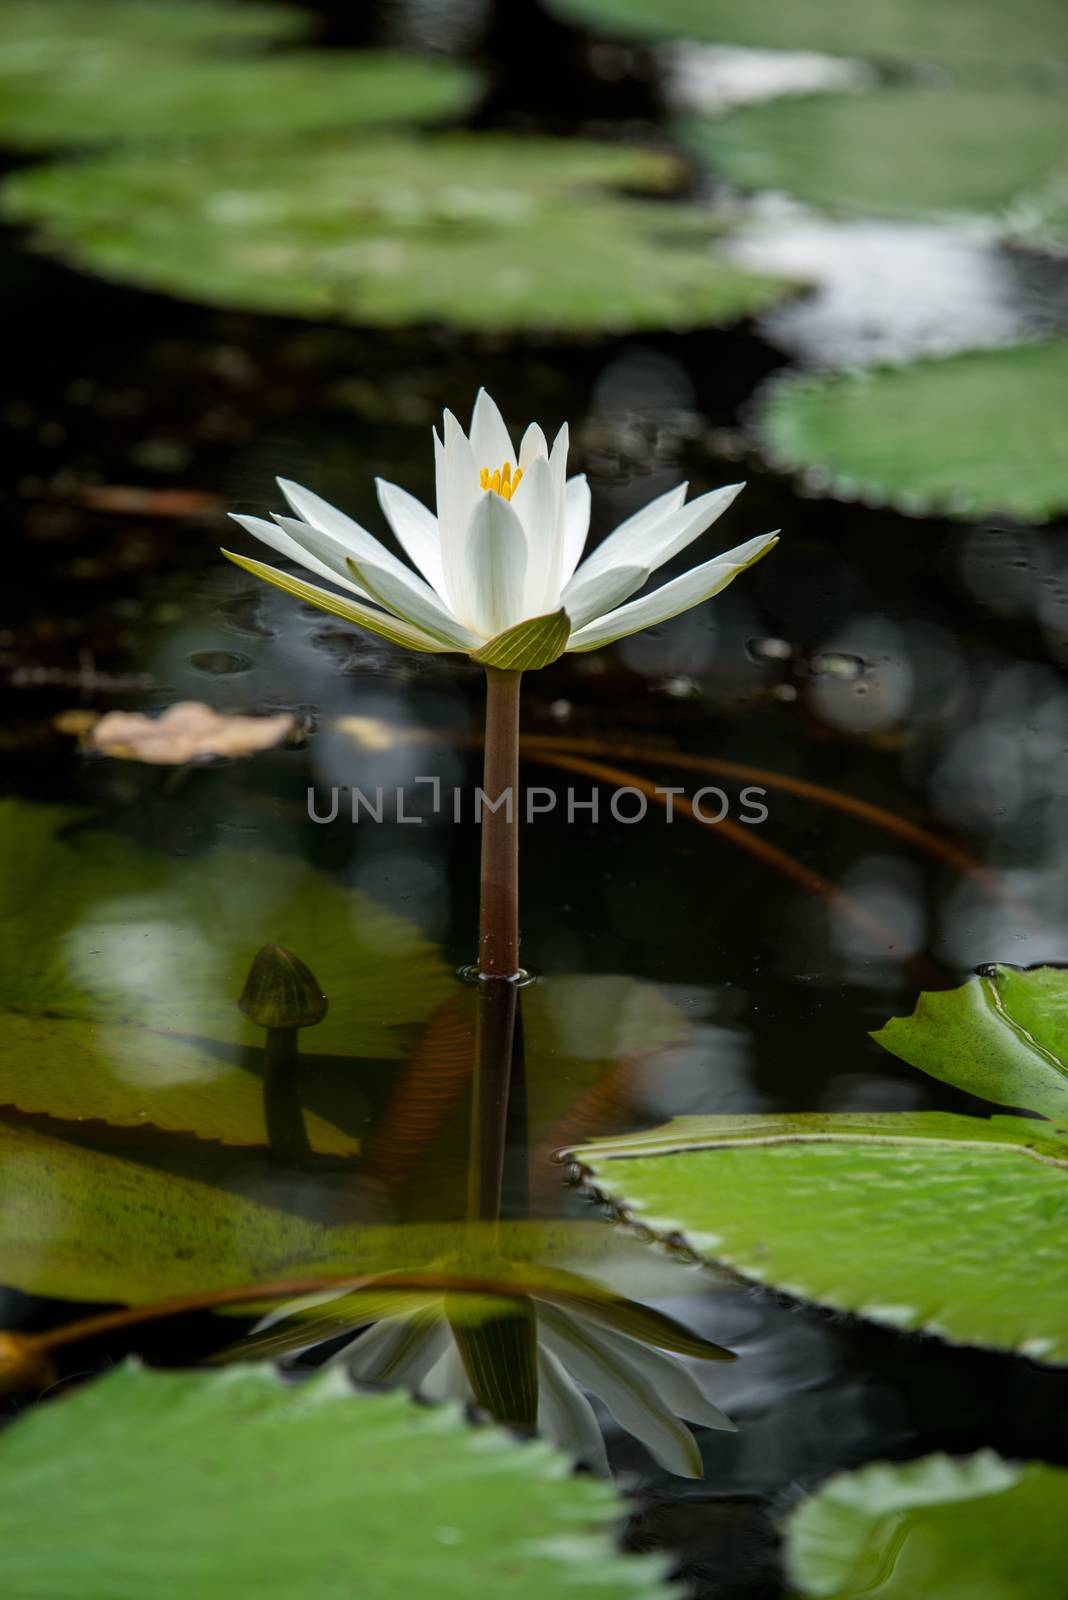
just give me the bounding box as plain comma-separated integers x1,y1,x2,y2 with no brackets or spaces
570,1113,1068,1361
544,0,1068,73
0,1,476,148
785,1451,1068,1600
756,339,1068,522
680,88,1068,223
0,800,453,1148
0,1363,670,1600
0,134,798,332
874,965,1068,1125
0,1113,701,1307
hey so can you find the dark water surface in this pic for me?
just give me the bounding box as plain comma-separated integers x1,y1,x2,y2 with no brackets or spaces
3,17,1068,1596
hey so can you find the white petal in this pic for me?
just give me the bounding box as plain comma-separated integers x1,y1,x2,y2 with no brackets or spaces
344,1318,450,1387
547,422,569,509
439,412,480,620
537,1347,610,1475
346,552,481,649
561,474,591,584
572,481,742,587
275,477,378,554
518,422,549,470
464,491,529,637
272,510,447,622
510,456,561,615
562,562,648,631
568,531,779,652
229,513,370,599
223,550,452,654
603,480,689,545
537,1305,704,1478
420,1340,473,1404
375,478,446,596
469,388,515,471
565,1318,735,1433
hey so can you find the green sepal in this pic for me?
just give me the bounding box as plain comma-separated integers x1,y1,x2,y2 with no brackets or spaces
471,609,571,670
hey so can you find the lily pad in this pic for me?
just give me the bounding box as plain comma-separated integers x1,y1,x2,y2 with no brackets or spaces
544,0,1068,73
0,1114,701,1307
680,88,1068,223
0,800,453,1148
756,339,1068,522
0,134,798,332
874,965,1068,1125
570,1113,1068,1361
0,1363,670,1600
785,1451,1068,1599
0,1,476,148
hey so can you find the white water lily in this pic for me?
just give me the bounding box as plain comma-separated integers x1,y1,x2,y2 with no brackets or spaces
224,388,778,669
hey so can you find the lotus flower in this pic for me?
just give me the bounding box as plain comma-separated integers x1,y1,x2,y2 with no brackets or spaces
224,389,778,669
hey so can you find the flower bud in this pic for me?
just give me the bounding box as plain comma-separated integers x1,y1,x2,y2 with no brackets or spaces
238,944,328,1031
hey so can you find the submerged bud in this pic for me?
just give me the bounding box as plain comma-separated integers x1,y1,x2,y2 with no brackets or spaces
238,944,328,1031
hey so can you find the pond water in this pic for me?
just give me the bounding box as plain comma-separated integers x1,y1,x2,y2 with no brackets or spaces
2,5,1068,1597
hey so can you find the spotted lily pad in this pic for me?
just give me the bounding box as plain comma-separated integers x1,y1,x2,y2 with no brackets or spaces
0,134,798,332
0,1,477,148
756,339,1068,522
680,87,1068,225
785,1451,1068,1599
0,1363,671,1600
571,1113,1068,1361
544,0,1068,73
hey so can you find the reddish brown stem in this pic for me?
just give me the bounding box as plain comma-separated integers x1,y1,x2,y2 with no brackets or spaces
478,667,522,979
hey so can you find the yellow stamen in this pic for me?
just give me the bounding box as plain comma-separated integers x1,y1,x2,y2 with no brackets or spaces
479,460,522,501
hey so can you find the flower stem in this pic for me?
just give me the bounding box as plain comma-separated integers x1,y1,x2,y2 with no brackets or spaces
478,666,522,979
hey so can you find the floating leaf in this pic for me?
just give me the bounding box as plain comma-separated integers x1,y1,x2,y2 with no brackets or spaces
74,701,295,762
0,1363,671,1600
785,1451,1068,1600
681,88,1068,223
544,0,1068,73
874,965,1068,1125
0,800,453,1147
571,1113,1068,1361
0,1116,696,1307
0,134,798,332
0,1,476,148
756,340,1068,522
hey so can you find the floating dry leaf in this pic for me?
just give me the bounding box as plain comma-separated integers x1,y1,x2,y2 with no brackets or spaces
63,701,295,762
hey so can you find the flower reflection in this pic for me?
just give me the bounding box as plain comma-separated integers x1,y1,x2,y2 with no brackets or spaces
241,1269,736,1479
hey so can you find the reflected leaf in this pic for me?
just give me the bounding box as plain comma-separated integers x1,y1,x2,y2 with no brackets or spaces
0,1363,672,1600
0,1,477,148
873,964,1068,1124
0,134,799,333
0,1113,704,1307
570,1112,1068,1360
0,800,453,1147
681,87,1068,227
543,0,1068,73
785,1451,1068,1600
757,340,1068,522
